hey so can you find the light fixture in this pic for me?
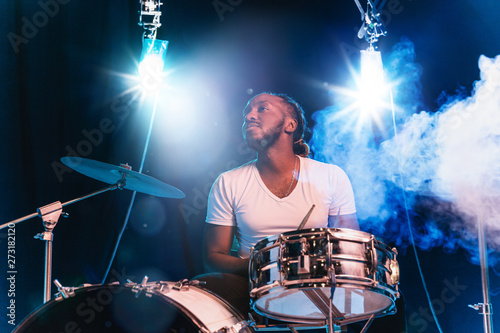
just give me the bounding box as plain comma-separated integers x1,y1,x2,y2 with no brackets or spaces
359,46,386,115
138,0,168,93
139,38,169,92
353,0,388,116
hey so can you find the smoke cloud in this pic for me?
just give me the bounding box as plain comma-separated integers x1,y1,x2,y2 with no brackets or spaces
310,39,500,267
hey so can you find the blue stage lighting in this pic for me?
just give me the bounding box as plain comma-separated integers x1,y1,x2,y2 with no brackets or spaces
139,38,169,92
359,48,387,115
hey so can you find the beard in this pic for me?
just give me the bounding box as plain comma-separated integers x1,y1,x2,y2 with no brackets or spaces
244,117,286,151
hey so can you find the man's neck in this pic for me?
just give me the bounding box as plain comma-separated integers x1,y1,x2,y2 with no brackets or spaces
256,147,296,176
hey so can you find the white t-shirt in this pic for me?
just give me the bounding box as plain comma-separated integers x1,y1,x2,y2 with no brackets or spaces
206,156,357,258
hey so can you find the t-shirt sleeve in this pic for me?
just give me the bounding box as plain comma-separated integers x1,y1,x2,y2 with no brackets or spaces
206,173,237,226
329,166,357,216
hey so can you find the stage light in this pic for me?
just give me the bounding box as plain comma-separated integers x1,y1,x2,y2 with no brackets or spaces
351,0,389,119
139,38,169,93
102,0,170,285
358,47,387,115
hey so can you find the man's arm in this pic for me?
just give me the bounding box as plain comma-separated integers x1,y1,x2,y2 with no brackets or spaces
328,213,360,230
203,223,249,276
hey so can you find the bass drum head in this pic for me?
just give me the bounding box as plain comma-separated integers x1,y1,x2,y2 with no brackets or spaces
14,282,247,333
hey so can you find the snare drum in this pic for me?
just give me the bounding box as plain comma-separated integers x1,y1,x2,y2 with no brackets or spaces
14,280,254,333
249,228,399,325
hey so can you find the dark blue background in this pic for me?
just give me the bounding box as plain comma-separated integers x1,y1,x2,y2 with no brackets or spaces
1,1,499,332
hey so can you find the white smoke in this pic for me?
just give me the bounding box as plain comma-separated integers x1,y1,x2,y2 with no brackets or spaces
385,54,500,249
310,39,500,263
429,55,500,249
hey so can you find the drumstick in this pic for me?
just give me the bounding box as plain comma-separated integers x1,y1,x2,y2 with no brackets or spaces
297,204,316,230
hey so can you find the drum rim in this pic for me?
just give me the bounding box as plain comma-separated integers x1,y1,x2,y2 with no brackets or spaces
13,284,123,332
251,284,397,325
252,228,392,251
13,282,243,333
252,276,399,297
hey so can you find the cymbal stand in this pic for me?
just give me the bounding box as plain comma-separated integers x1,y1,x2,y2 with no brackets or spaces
1,179,127,304
34,201,64,304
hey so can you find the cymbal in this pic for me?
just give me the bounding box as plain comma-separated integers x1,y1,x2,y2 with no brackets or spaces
61,157,185,199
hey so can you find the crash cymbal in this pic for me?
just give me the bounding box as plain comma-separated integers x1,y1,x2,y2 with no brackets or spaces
61,157,185,199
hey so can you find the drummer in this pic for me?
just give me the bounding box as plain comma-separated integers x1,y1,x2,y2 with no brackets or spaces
198,93,404,332
204,92,358,274
199,93,354,294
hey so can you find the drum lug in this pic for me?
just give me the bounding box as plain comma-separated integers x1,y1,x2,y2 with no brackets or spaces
131,276,156,298
173,278,207,291
53,279,76,301
298,255,310,275
154,281,170,294
130,277,175,298
216,319,255,333
368,237,378,278
173,279,190,290
390,258,400,285
299,237,309,254
297,237,311,275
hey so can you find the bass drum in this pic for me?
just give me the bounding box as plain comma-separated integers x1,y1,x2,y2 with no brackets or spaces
14,281,254,333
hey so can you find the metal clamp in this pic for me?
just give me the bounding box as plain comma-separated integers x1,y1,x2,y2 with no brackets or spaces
469,303,493,315
352,0,387,46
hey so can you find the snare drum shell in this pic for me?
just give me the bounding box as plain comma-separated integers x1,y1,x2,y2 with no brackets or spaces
249,228,399,324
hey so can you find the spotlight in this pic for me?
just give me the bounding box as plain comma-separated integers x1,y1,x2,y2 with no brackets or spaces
139,38,169,92
352,0,389,117
359,47,387,114
138,0,167,93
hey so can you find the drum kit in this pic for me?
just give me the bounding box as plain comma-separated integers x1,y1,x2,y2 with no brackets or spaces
4,157,401,333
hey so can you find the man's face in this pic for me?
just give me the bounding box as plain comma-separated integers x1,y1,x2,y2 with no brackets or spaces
242,94,290,151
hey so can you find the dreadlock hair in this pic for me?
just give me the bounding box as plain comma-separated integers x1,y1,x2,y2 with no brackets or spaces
263,92,310,157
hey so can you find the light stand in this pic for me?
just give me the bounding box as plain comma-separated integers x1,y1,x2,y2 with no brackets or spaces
469,213,494,333
100,0,169,285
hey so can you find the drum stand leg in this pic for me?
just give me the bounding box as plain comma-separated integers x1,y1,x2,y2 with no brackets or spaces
359,314,375,333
